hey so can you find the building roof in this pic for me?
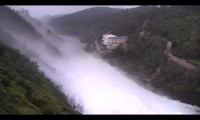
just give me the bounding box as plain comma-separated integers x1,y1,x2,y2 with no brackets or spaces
103,34,116,38
107,34,116,37
103,34,127,39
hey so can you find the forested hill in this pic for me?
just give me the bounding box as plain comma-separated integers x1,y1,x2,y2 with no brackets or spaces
48,7,123,35
49,6,200,107
49,6,200,60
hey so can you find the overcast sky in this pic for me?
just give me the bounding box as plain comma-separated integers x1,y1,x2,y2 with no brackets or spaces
9,5,138,18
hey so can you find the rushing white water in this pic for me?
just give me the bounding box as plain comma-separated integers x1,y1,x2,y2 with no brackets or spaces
17,34,197,115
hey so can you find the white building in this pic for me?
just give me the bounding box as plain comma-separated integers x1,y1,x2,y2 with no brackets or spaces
102,34,128,49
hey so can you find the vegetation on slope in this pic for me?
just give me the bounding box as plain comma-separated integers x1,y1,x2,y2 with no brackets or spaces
0,41,79,114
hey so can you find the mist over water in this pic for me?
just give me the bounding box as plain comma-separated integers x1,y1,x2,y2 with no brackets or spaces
4,31,200,114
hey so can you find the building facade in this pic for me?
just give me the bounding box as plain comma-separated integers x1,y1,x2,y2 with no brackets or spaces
102,34,127,49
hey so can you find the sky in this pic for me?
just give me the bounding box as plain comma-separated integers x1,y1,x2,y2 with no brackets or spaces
8,5,138,18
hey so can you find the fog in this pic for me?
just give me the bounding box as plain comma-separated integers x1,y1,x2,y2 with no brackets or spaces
1,10,200,114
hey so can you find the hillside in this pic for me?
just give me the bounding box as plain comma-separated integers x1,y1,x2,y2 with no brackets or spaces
49,7,123,35
0,6,61,58
49,6,200,107
49,6,200,59
0,41,79,114
0,6,79,114
0,6,42,39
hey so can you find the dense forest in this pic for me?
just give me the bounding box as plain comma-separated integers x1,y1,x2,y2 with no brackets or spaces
49,6,200,106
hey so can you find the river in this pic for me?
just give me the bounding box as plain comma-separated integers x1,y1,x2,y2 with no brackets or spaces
19,34,200,114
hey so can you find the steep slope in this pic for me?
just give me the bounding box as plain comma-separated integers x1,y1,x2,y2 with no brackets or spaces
0,6,79,114
0,6,42,39
0,41,79,114
16,8,65,45
0,6,61,58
